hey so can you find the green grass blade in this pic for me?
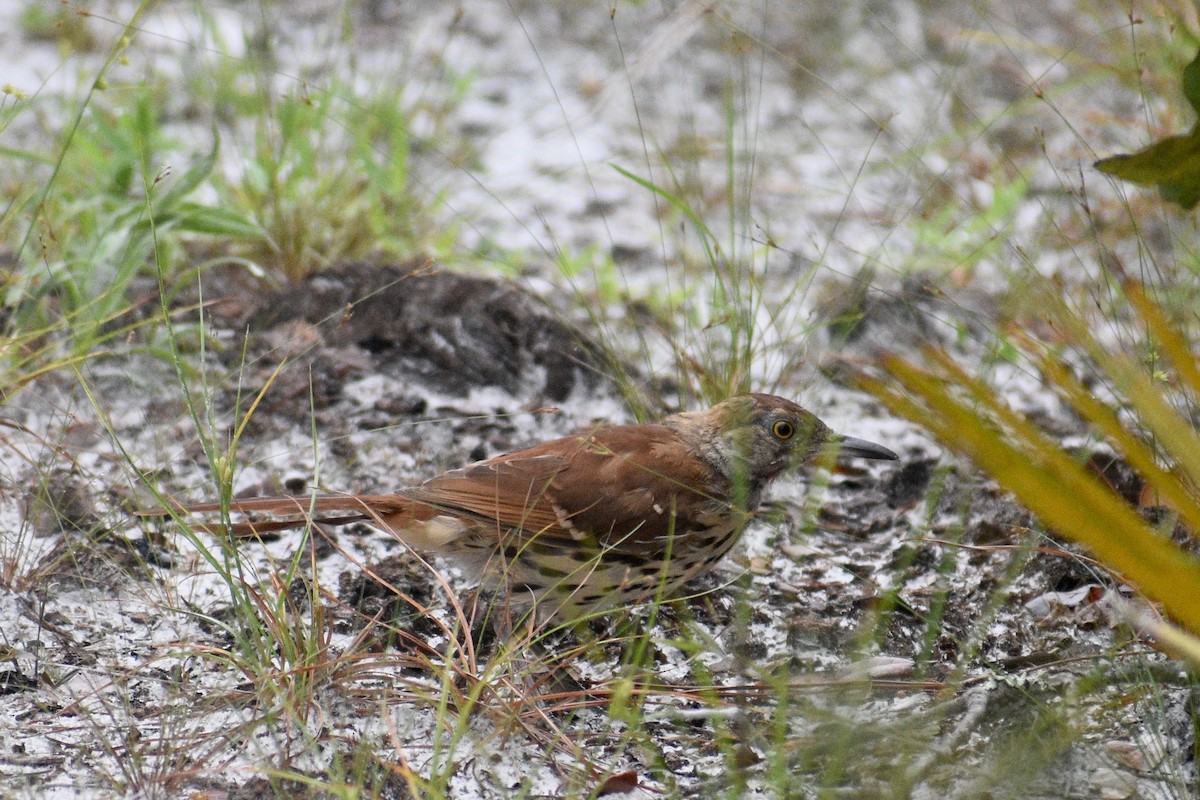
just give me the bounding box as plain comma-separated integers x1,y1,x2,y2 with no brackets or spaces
865,355,1200,635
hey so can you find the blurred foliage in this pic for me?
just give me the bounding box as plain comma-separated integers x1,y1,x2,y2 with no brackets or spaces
5,86,261,355
216,83,455,281
864,281,1200,642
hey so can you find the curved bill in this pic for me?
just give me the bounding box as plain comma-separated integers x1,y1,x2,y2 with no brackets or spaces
835,435,899,461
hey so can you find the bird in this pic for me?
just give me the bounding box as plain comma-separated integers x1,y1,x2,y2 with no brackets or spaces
147,394,897,619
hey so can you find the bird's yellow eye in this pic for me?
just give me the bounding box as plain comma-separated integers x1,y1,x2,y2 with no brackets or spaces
772,420,795,440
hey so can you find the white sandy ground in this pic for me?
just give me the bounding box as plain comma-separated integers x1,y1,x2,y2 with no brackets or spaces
1,1,1196,797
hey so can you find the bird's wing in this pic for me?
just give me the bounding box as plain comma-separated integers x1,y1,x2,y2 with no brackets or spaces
399,450,574,534
402,424,727,551
545,424,729,549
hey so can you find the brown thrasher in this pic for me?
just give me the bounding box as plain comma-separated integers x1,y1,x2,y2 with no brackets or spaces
151,394,897,618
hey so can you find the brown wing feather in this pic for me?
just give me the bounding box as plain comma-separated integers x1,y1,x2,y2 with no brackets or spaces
400,452,571,533
402,424,726,551
544,425,727,550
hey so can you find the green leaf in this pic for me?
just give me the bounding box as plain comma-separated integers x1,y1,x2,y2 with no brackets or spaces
153,133,220,213
1095,47,1200,210
1095,128,1200,210
1183,49,1200,115
173,203,265,238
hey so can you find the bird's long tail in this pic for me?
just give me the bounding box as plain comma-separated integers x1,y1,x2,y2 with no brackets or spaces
136,494,412,538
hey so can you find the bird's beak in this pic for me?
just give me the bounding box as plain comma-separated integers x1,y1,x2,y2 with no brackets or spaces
834,434,899,461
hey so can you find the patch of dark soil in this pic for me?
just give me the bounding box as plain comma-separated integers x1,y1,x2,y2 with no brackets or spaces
815,268,995,364
822,270,947,347
818,489,896,536
929,471,1038,544
337,552,444,651
228,772,414,800
22,531,154,594
1081,449,1200,548
1023,536,1108,593
0,664,39,695
222,258,622,411
882,458,935,509
22,469,99,536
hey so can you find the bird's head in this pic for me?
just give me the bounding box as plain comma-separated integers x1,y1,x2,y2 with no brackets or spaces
672,393,898,488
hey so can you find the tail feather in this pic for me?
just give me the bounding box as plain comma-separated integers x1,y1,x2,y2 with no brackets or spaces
135,494,413,538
